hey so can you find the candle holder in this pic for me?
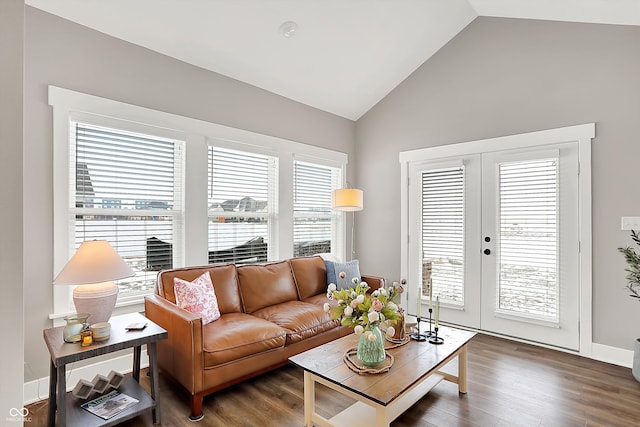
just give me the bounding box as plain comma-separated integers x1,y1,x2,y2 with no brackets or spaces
410,316,427,341
425,308,434,337
428,326,444,344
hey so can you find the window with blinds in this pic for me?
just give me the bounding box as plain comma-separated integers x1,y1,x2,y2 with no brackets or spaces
207,146,277,264
421,166,465,305
293,160,340,257
498,158,558,320
71,122,184,300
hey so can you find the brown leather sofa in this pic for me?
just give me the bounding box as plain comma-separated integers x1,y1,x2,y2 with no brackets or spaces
144,255,383,420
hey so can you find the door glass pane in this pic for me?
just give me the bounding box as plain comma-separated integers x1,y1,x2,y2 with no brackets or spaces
421,167,465,305
498,158,558,320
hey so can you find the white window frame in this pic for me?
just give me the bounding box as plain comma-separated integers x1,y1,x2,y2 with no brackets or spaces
50,86,348,320
292,154,345,258
399,123,594,356
206,144,279,263
68,118,187,305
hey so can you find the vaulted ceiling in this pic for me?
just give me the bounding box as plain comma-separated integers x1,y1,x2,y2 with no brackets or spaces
26,0,640,120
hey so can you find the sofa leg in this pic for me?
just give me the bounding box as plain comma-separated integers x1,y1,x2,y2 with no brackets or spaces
188,394,204,422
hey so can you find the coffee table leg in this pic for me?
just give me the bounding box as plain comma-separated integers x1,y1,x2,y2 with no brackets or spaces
375,406,391,427
303,371,315,427
458,345,468,394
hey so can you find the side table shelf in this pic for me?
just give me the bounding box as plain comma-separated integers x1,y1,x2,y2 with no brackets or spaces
44,312,168,427
66,376,155,427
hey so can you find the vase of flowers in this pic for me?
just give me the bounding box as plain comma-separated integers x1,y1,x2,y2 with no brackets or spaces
324,277,403,367
356,324,386,366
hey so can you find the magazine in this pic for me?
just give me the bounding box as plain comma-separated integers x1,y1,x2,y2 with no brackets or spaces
81,390,139,420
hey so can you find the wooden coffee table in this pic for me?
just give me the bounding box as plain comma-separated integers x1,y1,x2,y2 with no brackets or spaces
289,326,476,427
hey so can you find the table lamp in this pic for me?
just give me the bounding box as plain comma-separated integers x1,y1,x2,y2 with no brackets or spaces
53,240,135,324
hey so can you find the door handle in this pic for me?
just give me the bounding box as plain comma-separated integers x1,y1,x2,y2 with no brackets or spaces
483,249,491,255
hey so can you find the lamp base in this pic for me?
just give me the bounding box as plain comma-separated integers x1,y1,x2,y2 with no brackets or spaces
73,281,118,324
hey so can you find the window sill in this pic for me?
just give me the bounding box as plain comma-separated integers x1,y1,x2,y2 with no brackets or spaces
49,298,146,326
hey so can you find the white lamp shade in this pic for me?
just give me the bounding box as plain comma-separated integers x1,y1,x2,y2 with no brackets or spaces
332,188,363,212
54,240,134,323
53,240,134,285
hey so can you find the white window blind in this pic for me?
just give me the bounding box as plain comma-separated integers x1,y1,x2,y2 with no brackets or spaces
498,158,558,320
293,160,340,257
207,146,277,264
421,166,465,305
72,122,184,301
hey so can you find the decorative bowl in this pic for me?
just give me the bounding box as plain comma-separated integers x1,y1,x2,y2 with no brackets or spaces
90,322,111,341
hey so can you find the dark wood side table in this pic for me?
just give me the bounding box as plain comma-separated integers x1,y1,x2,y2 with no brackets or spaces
43,312,168,427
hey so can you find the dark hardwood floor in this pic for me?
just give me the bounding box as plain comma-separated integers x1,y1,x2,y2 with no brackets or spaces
26,333,640,426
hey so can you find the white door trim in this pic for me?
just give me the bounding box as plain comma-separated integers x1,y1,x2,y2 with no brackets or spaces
399,123,594,356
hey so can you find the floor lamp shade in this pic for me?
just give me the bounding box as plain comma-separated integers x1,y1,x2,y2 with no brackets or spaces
53,240,135,323
332,188,364,261
332,188,363,212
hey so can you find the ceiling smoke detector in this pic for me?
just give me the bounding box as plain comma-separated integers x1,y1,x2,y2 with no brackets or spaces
279,21,298,38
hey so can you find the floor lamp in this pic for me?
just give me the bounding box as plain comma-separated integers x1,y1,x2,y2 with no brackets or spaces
332,188,363,260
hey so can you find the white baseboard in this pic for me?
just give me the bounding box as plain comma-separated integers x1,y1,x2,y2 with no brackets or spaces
590,342,633,368
23,353,149,405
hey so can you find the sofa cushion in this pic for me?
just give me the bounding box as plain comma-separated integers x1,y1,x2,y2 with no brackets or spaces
251,301,339,345
174,272,221,325
289,256,327,300
303,293,331,308
237,261,298,314
157,264,242,314
202,312,287,368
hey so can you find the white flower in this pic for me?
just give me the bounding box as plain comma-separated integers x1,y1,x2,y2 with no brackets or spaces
368,311,380,323
379,288,387,296
361,281,368,287
352,277,359,284
328,283,337,292
386,326,396,337
338,299,344,305
344,306,354,317
351,291,357,299
326,292,334,300
356,294,365,304
354,325,364,335
323,302,331,312
372,290,380,297
387,302,398,312
367,332,377,342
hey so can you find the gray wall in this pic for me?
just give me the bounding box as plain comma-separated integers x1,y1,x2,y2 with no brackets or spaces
356,17,640,350
23,7,356,381
0,0,25,413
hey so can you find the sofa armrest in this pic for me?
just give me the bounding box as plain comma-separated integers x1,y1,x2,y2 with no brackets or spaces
144,294,204,394
361,274,385,292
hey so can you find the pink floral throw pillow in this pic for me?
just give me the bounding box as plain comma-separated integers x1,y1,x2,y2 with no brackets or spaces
173,272,221,325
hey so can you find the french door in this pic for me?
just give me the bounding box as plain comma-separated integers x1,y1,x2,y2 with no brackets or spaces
407,142,580,350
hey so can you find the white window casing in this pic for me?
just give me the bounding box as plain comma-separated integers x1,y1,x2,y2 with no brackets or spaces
50,86,348,318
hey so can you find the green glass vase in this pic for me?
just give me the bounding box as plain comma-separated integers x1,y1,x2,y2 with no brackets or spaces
357,325,386,366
